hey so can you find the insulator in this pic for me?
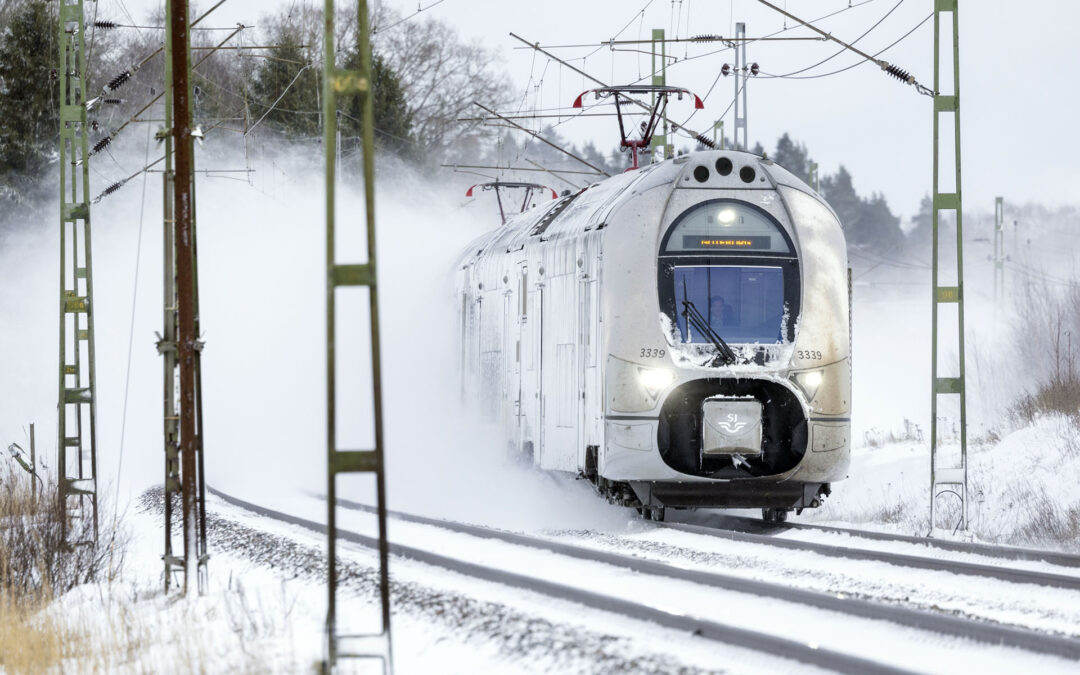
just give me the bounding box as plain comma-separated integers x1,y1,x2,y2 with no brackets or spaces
695,134,717,150
92,137,111,153
691,34,722,42
90,120,100,132
102,98,122,105
102,182,123,197
884,64,914,85
93,21,118,30
721,63,731,77
107,70,131,91
750,62,760,76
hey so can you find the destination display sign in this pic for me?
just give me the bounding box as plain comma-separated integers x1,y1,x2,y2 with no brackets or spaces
683,235,772,250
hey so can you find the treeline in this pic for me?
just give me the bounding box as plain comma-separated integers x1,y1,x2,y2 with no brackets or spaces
1,1,914,254
767,133,907,254
0,2,513,198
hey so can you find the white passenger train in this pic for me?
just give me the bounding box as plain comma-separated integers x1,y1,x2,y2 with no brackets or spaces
457,150,850,521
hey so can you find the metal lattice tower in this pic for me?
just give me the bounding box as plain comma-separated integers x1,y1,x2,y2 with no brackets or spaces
993,196,1005,306
732,22,748,151
57,0,99,543
929,0,969,533
324,0,393,669
649,28,671,162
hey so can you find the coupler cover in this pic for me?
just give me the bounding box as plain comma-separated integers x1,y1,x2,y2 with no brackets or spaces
701,397,763,456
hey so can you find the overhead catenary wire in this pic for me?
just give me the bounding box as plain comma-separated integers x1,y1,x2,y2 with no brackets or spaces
754,0,934,95
102,0,230,94
245,64,314,135
373,0,448,34
475,101,612,176
759,13,933,81
112,118,153,529
656,0,885,141
91,24,247,157
92,155,165,203
764,0,906,79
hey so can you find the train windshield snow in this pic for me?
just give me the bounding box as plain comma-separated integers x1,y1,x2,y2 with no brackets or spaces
674,266,785,344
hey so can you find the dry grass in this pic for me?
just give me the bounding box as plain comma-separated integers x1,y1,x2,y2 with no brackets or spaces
0,467,126,674
0,472,127,603
0,593,80,675
1,472,303,673
1014,378,1080,424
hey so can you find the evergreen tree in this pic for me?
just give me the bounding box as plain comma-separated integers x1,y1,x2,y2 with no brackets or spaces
773,133,809,180
821,165,862,233
861,192,904,249
0,1,59,192
250,24,320,139
821,165,905,249
580,140,618,176
340,50,414,158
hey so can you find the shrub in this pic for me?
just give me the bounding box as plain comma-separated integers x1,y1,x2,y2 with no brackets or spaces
0,467,127,606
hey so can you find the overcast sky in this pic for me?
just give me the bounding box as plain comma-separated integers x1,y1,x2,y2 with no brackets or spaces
120,0,1080,219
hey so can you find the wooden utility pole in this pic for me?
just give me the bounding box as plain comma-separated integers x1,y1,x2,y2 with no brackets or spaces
168,0,200,595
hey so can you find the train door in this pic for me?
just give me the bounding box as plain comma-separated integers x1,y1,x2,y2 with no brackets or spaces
502,289,515,440
541,272,577,471
578,274,598,471
521,267,541,463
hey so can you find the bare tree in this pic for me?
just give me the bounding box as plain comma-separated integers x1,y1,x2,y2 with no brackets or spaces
372,4,511,162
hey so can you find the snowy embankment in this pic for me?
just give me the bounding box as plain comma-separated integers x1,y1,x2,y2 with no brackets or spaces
805,414,1080,552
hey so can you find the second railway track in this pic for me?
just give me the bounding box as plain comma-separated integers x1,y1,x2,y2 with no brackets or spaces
208,488,1080,671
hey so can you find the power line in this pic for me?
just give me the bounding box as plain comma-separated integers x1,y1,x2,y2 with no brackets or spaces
766,0,906,79
754,0,933,95
760,13,933,82
373,0,448,34
672,0,885,138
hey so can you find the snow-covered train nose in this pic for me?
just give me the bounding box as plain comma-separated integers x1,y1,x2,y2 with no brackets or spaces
702,397,763,456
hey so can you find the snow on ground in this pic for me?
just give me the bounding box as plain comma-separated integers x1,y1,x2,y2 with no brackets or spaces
799,414,1080,553
170,490,814,675
28,489,665,675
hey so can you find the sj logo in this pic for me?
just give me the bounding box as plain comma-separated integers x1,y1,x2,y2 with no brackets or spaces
718,414,747,434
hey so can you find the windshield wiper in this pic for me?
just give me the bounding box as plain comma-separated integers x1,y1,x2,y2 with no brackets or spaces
681,280,738,366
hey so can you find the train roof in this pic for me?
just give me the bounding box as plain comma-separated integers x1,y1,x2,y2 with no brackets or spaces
458,149,833,268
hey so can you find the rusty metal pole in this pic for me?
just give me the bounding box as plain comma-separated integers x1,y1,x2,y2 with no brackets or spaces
169,0,197,595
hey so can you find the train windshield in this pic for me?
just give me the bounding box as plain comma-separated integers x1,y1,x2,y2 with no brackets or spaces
673,266,785,344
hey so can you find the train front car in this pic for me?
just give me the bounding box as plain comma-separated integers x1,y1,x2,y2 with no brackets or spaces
456,149,850,522
601,150,850,521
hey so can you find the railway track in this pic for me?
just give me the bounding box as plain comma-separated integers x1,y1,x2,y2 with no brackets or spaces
679,512,1080,569
208,487,906,674
655,519,1080,591
209,487,1080,671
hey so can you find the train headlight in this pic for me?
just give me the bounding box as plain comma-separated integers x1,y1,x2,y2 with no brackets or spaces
717,208,737,225
638,367,676,397
794,370,823,401
608,356,676,413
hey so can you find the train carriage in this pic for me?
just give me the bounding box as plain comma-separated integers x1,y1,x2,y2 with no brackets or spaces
457,149,851,521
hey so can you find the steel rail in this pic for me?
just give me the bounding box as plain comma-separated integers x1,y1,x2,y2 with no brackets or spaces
681,513,1080,569
658,520,1080,591
206,487,913,674
315,492,1080,661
